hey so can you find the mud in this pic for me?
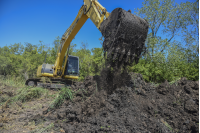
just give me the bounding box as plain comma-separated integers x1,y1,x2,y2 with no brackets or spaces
39,74,198,133
100,8,149,68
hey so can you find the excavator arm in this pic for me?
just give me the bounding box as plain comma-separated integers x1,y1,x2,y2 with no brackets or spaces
53,0,110,77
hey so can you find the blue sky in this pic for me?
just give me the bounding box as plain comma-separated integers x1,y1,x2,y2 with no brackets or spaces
0,0,196,50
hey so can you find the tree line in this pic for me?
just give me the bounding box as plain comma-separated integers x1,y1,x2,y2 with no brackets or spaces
0,0,198,83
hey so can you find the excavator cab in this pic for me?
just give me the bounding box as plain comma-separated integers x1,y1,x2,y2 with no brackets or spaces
37,55,79,77
64,55,79,76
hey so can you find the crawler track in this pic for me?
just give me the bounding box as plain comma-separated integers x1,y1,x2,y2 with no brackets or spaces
25,78,76,89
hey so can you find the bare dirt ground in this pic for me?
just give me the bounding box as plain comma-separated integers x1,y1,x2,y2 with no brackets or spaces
0,72,198,133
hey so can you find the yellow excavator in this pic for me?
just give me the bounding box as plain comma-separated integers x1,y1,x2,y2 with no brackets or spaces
25,0,149,88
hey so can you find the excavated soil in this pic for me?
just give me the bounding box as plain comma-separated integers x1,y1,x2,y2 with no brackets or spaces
40,74,198,133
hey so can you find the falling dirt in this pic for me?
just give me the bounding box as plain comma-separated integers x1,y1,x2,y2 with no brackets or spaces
98,7,149,94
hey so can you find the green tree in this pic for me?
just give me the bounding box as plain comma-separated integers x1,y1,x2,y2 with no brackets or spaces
9,43,24,55
131,0,199,82
53,36,61,53
135,0,196,58
0,46,10,57
91,47,104,75
0,56,12,75
68,43,77,55
73,42,92,80
181,0,199,52
24,42,37,52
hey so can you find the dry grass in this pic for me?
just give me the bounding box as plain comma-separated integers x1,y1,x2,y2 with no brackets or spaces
0,75,25,87
0,113,9,123
29,122,54,133
0,79,62,133
160,118,173,131
1,98,10,110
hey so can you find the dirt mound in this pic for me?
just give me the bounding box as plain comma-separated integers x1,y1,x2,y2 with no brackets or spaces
39,74,198,133
100,8,149,68
97,67,131,94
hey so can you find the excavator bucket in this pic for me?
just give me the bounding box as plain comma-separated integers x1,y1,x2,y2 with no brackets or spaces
100,8,149,68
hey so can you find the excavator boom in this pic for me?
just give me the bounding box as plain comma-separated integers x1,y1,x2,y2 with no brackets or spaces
54,0,110,77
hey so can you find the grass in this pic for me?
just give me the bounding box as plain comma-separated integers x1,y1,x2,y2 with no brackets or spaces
0,75,25,87
101,125,111,129
27,120,54,133
0,76,73,112
161,119,173,131
1,99,10,110
11,86,48,103
0,77,63,132
149,81,160,87
164,121,173,131
0,95,10,104
48,87,74,111
0,112,9,123
33,123,54,133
